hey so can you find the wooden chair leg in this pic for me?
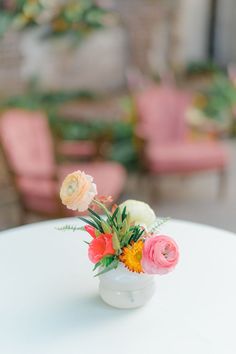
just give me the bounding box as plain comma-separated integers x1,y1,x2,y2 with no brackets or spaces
147,174,161,206
135,171,146,199
135,172,161,204
129,172,141,196
19,207,28,226
218,169,227,199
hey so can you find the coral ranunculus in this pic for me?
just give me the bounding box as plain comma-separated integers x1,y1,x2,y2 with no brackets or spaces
60,170,97,212
142,235,179,275
88,234,115,264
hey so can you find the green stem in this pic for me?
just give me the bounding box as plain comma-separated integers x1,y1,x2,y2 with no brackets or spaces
93,199,111,219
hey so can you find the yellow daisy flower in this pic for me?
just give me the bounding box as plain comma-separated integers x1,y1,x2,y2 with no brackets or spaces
119,240,144,273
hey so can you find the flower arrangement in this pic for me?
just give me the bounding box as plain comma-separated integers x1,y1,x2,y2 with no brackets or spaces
60,170,179,277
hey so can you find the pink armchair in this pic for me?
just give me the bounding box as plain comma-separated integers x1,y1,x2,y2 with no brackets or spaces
0,109,127,218
135,85,228,195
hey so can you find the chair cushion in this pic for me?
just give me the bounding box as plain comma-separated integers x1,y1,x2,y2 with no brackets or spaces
146,142,228,174
17,177,88,216
16,162,126,215
16,177,58,197
22,195,60,215
58,162,127,201
16,177,61,215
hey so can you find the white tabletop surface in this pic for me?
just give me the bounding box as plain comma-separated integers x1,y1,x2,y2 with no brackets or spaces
0,218,236,354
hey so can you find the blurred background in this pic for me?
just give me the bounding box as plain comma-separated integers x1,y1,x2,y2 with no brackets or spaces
0,0,235,231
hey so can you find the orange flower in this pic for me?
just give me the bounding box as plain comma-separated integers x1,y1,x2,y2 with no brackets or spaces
60,170,97,212
119,240,144,273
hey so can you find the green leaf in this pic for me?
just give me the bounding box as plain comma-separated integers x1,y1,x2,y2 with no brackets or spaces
121,206,127,221
89,215,103,231
111,207,119,221
120,230,133,246
93,261,101,271
133,230,144,242
94,258,119,277
101,220,112,234
111,224,119,237
112,232,121,252
116,209,122,225
88,208,102,220
93,199,112,220
100,255,115,267
79,216,102,232
120,219,128,236
124,225,145,245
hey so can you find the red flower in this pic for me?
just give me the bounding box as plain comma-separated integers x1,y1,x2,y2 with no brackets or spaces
88,234,115,264
84,225,96,238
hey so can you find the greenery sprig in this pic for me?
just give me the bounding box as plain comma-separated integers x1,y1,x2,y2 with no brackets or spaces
56,224,84,232
78,203,146,276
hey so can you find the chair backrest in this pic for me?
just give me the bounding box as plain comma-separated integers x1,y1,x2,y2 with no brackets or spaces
0,109,56,178
136,85,192,144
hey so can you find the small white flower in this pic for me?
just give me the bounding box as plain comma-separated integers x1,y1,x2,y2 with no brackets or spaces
120,200,156,229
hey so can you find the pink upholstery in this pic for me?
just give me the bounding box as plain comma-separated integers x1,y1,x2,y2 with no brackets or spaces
16,177,58,197
0,109,127,216
0,109,55,178
17,177,61,215
136,85,228,174
147,142,228,174
22,195,60,215
136,86,191,143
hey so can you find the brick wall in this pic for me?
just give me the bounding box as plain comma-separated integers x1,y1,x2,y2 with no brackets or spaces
0,31,25,97
115,0,179,74
0,1,178,94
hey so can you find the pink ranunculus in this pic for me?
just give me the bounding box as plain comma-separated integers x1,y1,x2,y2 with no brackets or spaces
142,235,179,275
88,234,115,264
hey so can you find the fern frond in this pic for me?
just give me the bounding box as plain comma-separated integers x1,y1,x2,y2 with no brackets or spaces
149,217,170,234
56,224,84,232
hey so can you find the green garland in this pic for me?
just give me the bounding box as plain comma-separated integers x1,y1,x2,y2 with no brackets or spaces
0,0,114,39
1,89,140,170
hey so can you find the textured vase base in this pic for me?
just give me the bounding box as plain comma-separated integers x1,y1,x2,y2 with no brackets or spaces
99,282,156,309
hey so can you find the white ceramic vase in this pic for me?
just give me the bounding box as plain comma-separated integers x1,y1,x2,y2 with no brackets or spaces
98,263,155,309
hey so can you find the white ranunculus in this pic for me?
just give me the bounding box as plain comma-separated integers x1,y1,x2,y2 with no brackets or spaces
119,200,156,229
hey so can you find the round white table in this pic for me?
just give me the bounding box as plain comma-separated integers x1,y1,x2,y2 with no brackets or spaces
0,218,236,354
